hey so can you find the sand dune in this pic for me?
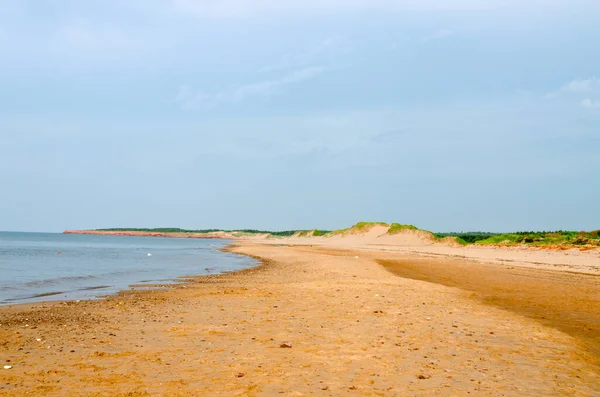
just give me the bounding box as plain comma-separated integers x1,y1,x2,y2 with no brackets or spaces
279,223,600,275
288,224,440,246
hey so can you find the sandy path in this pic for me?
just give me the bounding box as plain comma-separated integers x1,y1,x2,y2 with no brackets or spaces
0,243,598,396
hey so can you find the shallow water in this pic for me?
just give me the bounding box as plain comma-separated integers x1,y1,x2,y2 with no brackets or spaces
0,232,257,305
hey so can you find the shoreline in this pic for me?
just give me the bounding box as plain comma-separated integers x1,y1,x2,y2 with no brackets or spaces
0,244,265,310
0,236,259,307
63,230,236,239
1,241,599,396
63,229,600,255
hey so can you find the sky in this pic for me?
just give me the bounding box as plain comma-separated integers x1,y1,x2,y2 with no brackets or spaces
1,0,599,233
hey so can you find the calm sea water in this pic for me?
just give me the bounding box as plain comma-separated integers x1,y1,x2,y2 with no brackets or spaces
0,232,257,305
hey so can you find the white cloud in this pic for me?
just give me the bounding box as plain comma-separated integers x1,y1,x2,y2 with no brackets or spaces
170,0,569,18
176,67,325,109
581,98,600,109
545,76,599,101
58,21,140,54
159,96,599,162
421,29,454,43
259,36,346,73
561,77,599,93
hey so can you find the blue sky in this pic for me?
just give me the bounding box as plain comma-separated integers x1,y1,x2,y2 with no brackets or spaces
1,0,599,232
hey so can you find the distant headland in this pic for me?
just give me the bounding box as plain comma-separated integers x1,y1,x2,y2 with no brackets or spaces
64,222,600,248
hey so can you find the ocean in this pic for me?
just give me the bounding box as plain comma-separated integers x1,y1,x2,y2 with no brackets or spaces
0,232,258,305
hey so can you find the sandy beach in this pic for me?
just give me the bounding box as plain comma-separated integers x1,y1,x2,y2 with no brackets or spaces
1,238,599,396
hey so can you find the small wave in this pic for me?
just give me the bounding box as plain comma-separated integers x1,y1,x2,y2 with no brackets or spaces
2,290,64,302
24,275,99,287
0,269,142,291
0,275,99,291
77,285,110,291
30,291,64,299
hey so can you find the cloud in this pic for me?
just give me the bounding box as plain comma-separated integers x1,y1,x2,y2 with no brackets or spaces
544,76,600,100
421,29,454,43
259,37,346,73
561,77,599,93
160,96,600,163
59,22,138,53
581,98,600,109
176,67,325,109
0,5,148,63
170,0,568,18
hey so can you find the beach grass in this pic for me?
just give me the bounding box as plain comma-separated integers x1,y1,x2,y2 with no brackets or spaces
93,225,600,247
434,230,600,246
387,223,419,234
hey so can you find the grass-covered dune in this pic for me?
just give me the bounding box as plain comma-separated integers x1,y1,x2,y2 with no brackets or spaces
296,222,600,248
441,230,600,246
85,224,600,247
328,222,419,235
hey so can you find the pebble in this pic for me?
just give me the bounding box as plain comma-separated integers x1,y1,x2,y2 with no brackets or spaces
279,342,292,348
3,365,12,370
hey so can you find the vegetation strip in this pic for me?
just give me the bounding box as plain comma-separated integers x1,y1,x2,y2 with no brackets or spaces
87,222,600,248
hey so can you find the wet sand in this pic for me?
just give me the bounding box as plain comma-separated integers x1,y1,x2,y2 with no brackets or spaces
378,257,600,362
0,242,599,396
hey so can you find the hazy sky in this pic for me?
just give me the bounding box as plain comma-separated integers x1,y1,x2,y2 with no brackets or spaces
1,0,599,232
